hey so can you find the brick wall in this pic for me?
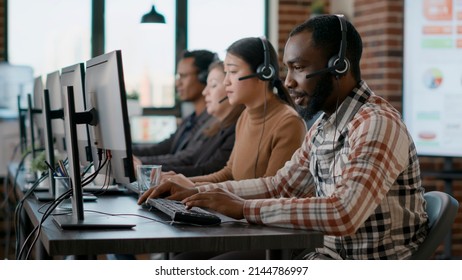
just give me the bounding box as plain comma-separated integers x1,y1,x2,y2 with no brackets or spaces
277,0,312,60
354,0,404,111
277,0,462,258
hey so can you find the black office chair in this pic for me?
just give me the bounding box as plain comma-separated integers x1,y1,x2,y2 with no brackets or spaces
410,191,459,259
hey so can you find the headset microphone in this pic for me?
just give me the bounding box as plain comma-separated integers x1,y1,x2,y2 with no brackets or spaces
218,96,228,103
305,66,338,79
238,37,276,81
238,73,259,81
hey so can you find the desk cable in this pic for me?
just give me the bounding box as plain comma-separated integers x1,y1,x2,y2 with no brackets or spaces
17,188,73,260
17,155,107,259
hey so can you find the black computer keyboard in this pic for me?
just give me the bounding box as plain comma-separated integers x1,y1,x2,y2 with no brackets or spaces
146,198,221,225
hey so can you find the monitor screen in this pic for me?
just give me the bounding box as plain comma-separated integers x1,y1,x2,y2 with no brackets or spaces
28,76,45,158
32,76,44,131
84,50,135,185
403,0,462,157
45,71,66,154
61,63,92,166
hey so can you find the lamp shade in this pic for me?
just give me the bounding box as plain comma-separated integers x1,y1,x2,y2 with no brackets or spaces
141,5,166,24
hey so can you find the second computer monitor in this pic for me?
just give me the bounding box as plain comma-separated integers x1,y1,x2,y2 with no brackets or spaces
31,76,45,151
45,71,66,155
85,50,136,185
61,63,92,167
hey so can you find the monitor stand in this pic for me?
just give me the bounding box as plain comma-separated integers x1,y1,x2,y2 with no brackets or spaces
52,214,136,230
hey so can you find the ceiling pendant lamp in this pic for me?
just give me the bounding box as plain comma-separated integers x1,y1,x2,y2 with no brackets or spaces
141,4,166,24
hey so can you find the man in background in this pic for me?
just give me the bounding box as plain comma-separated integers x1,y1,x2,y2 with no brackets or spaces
132,50,216,166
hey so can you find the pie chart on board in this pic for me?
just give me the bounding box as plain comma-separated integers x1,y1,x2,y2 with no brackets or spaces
423,68,443,89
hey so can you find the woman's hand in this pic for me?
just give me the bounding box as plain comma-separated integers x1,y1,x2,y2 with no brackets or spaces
137,175,197,205
160,171,177,184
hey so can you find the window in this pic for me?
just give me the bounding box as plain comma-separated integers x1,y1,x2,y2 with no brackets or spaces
105,0,176,108
8,0,91,78
8,0,267,111
188,0,266,59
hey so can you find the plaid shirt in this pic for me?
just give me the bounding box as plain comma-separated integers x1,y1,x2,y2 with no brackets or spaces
198,81,428,260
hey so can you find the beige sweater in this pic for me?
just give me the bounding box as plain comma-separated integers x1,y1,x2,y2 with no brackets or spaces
190,95,306,183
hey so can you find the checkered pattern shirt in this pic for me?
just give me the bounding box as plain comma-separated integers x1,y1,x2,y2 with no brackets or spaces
197,81,428,259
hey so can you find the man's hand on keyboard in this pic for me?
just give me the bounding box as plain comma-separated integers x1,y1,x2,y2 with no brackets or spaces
137,176,198,205
182,188,245,220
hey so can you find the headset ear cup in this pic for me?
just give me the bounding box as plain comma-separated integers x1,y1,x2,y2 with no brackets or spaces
197,70,208,84
256,63,276,81
328,55,350,76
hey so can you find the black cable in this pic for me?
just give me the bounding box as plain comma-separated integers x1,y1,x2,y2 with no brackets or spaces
332,78,340,186
18,188,72,260
9,149,33,259
253,87,268,178
333,77,344,258
14,172,48,259
82,151,108,186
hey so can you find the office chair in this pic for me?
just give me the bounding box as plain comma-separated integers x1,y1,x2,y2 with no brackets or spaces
410,191,459,259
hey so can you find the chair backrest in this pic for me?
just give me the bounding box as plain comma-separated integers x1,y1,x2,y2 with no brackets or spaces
410,191,459,259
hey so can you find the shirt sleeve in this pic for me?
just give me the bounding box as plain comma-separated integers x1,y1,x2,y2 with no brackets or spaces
132,134,175,157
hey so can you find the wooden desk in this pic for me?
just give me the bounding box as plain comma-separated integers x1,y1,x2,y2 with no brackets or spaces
10,164,324,259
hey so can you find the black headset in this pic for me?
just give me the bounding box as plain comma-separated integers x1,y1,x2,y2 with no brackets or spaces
238,36,276,81
197,69,209,84
306,14,350,79
197,53,219,84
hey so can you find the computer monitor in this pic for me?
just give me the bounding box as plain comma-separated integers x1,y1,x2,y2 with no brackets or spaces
39,89,58,200
17,95,28,154
53,50,136,229
84,50,136,186
27,76,45,159
60,63,92,167
45,71,66,155
32,76,45,132
36,71,67,201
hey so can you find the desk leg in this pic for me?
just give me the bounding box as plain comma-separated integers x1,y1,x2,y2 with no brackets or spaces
266,249,293,260
74,255,97,260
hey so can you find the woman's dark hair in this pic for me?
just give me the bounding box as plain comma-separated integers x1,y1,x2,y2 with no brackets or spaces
226,37,295,108
289,14,363,82
203,61,245,137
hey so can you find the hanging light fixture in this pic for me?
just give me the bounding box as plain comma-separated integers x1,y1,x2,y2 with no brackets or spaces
140,4,166,24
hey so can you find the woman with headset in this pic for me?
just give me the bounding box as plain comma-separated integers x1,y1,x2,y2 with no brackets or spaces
144,37,306,195
157,60,245,176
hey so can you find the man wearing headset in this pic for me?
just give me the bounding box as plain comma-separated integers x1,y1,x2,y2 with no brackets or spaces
139,15,428,260
132,50,215,166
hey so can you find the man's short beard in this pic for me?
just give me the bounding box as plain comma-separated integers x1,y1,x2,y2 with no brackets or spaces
297,73,334,120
